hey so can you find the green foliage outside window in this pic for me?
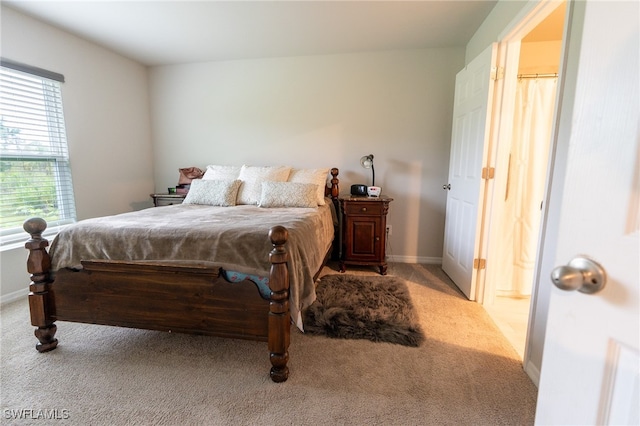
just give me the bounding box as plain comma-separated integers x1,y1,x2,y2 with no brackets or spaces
0,119,61,230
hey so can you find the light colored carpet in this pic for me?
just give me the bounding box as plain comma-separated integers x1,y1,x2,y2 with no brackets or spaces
0,262,537,425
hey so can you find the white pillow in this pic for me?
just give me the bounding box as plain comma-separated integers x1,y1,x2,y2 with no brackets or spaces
203,165,242,181
182,179,242,206
237,165,292,205
259,181,318,208
287,168,329,206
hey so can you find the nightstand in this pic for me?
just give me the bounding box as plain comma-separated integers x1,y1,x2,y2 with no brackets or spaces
339,195,393,275
150,193,186,207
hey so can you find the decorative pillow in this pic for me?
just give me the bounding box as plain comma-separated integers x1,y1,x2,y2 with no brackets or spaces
182,179,242,206
259,181,318,208
237,165,292,205
203,165,242,181
287,168,330,206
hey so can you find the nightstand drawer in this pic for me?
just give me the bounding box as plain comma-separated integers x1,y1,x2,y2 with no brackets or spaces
344,202,384,216
150,193,186,207
155,197,182,206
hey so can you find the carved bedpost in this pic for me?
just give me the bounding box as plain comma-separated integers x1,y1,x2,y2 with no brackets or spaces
23,218,58,352
328,168,341,261
330,168,339,200
268,225,290,383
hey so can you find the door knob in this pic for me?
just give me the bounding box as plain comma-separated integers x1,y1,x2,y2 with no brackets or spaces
550,256,606,294
443,184,451,190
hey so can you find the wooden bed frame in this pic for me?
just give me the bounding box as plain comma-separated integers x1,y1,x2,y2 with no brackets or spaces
23,168,340,383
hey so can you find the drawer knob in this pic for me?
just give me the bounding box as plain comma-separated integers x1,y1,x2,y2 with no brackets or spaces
375,236,380,241
361,207,367,212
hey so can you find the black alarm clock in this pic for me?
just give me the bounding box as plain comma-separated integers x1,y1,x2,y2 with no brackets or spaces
350,184,368,196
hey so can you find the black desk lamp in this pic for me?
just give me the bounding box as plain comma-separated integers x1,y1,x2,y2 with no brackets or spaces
360,154,380,197
360,154,375,186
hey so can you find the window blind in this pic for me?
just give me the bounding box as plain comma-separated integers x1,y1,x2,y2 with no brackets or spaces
0,63,76,245
0,58,65,83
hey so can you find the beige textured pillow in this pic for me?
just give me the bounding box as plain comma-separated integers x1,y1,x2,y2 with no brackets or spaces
287,168,329,205
259,181,318,208
203,165,242,181
237,165,292,205
183,179,242,206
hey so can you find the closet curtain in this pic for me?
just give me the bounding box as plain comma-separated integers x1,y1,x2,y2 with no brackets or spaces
499,77,558,296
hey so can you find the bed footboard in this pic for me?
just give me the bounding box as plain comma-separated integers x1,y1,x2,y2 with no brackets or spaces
23,218,291,382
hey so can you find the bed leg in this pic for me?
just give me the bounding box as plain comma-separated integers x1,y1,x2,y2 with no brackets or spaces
24,218,58,353
268,226,290,383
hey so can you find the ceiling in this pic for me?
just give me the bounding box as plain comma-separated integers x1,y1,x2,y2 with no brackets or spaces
4,1,499,67
525,2,565,42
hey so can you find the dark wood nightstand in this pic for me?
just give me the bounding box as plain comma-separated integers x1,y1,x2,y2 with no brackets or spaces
339,195,393,275
150,193,186,207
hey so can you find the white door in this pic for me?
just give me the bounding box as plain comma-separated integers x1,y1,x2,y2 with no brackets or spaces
535,1,639,424
442,44,496,300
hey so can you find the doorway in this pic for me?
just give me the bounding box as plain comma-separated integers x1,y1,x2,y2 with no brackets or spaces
482,2,566,360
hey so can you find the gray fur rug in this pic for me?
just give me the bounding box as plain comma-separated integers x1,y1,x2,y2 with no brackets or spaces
303,274,425,346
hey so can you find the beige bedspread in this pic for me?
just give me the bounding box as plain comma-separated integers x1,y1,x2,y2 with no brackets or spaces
48,202,336,330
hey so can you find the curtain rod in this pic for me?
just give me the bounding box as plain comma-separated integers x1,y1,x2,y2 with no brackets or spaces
517,73,558,79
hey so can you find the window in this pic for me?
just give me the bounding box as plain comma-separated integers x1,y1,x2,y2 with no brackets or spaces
0,59,76,247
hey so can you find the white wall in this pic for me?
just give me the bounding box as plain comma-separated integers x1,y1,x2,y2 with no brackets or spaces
150,48,464,263
0,6,153,301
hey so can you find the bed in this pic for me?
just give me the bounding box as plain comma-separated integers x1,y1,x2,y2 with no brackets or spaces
23,167,340,383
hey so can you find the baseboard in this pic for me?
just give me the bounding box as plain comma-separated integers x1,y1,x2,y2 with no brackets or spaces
0,288,27,306
524,358,541,387
388,255,442,264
